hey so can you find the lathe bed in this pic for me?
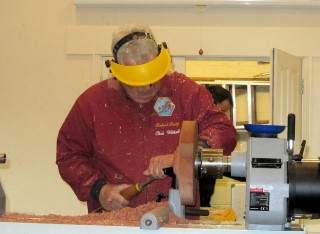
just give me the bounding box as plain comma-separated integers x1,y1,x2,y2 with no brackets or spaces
0,222,305,234
0,201,304,234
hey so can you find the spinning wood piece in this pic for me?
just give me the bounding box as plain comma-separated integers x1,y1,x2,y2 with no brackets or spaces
173,121,198,206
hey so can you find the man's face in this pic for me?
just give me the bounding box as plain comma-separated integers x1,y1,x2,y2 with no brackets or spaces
119,52,161,104
121,81,160,104
217,99,232,112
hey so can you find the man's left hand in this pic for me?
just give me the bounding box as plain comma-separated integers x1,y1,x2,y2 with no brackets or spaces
143,154,173,179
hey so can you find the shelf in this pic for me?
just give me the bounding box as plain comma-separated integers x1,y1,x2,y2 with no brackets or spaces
193,78,269,86
192,77,269,82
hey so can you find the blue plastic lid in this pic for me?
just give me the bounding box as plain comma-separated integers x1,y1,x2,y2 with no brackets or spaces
244,124,286,135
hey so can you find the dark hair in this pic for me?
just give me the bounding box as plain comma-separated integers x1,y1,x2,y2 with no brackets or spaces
206,85,233,107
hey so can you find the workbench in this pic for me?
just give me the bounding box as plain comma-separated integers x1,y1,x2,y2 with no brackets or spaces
0,221,305,234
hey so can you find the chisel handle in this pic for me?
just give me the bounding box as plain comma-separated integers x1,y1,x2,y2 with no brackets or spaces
120,178,154,201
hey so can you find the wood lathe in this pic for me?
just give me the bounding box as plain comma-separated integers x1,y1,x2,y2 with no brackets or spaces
1,114,319,233
167,114,320,232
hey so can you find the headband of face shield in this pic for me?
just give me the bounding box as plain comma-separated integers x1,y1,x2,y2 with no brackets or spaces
112,32,156,62
105,33,171,87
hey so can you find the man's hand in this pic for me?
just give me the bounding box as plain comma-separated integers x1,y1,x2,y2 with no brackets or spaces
99,183,130,211
143,154,173,179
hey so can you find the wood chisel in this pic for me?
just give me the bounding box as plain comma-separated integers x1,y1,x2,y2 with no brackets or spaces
120,177,154,201
94,177,154,213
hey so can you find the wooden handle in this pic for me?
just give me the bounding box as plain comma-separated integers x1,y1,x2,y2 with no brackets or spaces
120,183,140,201
120,178,154,201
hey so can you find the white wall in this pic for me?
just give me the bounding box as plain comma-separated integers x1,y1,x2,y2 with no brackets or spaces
308,58,320,159
1,0,320,216
0,0,89,215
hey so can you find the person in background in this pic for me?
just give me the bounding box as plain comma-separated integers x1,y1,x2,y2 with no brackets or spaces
199,85,234,207
207,85,233,113
56,24,237,214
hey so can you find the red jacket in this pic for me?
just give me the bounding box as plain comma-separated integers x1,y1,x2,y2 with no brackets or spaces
56,72,236,212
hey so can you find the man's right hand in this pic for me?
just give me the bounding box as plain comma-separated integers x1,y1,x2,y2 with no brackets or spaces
99,183,131,211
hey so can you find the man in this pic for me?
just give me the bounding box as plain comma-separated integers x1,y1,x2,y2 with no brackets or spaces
56,24,236,213
207,85,233,113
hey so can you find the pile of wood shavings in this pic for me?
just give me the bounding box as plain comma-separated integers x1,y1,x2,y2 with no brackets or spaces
0,202,182,226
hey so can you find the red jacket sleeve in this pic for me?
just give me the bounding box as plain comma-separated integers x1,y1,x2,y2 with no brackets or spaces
173,73,237,155
197,86,237,155
56,98,105,202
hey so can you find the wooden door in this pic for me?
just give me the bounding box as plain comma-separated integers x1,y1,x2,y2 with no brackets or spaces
271,49,303,153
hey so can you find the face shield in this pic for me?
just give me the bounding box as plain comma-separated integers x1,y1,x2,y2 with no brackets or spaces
105,43,171,87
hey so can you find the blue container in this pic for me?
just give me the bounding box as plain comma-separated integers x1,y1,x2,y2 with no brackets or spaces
244,124,286,135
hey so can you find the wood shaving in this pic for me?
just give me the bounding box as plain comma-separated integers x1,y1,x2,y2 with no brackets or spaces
0,202,182,226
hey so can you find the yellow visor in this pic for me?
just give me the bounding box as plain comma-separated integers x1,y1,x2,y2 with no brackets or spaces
107,43,171,86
